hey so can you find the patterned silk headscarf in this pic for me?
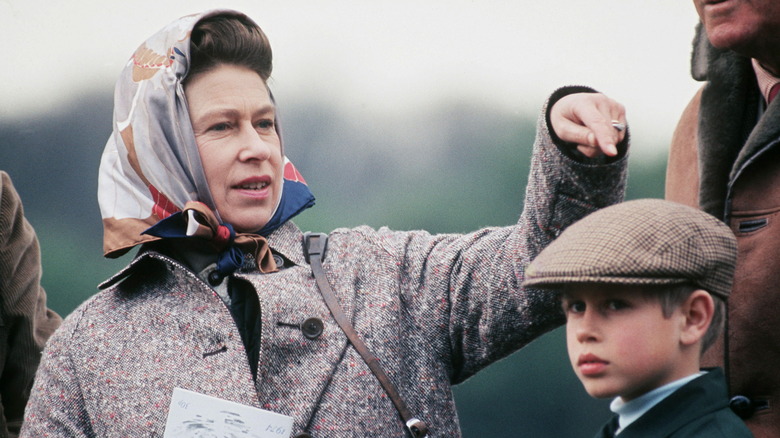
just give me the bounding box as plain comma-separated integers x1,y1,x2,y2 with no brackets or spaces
98,9,314,265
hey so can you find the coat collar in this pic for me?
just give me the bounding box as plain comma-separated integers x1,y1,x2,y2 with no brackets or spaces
266,221,308,267
100,220,310,290
604,368,730,437
692,23,766,217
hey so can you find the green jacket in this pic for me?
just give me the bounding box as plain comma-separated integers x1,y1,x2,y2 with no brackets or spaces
594,368,752,438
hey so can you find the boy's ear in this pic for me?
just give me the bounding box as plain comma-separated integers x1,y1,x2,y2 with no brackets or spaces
679,289,714,347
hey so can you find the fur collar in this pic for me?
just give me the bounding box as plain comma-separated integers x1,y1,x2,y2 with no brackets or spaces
690,24,761,217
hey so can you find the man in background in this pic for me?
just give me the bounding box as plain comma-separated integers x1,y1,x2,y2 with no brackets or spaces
0,171,61,437
665,2,780,437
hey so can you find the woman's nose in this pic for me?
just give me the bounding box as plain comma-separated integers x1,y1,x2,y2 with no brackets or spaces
238,124,273,161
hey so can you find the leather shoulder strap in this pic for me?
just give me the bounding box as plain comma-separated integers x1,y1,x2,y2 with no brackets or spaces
303,232,429,438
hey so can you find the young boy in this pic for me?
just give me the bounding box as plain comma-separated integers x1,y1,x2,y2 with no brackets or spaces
523,199,753,437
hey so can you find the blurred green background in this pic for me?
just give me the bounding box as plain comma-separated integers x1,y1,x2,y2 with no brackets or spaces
0,90,668,437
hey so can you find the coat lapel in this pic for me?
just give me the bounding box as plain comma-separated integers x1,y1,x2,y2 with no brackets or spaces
697,49,758,218
240,223,352,431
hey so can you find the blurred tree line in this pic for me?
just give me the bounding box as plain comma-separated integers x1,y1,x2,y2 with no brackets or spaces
0,91,668,437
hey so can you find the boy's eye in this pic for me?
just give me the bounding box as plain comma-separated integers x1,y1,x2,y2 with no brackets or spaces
605,300,629,311
564,301,586,314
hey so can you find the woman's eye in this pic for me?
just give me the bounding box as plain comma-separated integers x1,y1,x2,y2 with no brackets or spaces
209,122,230,132
256,119,275,131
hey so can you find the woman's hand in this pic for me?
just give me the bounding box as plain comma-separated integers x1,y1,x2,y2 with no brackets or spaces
550,92,626,158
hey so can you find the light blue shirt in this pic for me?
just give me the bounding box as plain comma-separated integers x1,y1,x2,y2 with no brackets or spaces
610,371,706,435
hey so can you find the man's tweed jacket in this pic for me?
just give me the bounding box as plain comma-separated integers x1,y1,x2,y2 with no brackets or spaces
22,97,627,437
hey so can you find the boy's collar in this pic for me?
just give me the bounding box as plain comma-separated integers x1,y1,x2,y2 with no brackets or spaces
609,371,706,434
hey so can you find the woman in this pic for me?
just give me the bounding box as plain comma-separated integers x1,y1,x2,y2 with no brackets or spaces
22,9,628,438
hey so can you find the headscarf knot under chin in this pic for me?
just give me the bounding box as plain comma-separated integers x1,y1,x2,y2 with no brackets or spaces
144,201,278,276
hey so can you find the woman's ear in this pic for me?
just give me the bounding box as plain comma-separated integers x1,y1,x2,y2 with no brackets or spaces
679,289,715,347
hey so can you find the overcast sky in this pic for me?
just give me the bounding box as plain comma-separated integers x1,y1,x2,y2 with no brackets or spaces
1,0,701,155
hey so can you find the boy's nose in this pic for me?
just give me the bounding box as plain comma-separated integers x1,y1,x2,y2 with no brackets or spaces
574,311,600,343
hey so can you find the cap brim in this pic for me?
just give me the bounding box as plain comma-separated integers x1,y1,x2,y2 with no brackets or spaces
522,275,691,289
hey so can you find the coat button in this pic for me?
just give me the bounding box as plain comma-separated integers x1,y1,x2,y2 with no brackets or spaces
207,270,224,286
729,395,754,419
273,254,286,268
300,318,324,339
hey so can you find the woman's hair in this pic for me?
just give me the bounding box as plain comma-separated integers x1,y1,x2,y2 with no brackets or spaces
186,13,273,82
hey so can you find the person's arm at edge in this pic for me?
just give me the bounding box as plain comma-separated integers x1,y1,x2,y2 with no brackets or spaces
0,171,62,437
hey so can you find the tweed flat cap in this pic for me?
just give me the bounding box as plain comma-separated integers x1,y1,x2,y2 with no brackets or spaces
522,199,737,299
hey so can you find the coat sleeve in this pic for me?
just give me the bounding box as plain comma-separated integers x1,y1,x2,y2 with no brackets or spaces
0,171,62,437
375,87,629,383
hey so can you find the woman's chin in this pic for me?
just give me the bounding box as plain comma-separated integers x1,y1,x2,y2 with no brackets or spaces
222,212,271,233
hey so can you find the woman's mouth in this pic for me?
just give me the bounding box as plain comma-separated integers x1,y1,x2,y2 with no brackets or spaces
233,176,271,191
235,181,269,190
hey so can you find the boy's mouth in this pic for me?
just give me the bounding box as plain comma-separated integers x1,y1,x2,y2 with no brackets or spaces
577,354,608,376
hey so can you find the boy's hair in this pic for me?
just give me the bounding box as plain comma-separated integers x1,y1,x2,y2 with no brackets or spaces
647,284,724,354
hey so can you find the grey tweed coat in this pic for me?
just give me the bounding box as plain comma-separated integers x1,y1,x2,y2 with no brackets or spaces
22,93,627,437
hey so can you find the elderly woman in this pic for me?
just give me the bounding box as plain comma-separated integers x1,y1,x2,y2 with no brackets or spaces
22,9,628,438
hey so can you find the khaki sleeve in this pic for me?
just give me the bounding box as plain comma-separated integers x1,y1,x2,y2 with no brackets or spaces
0,171,62,437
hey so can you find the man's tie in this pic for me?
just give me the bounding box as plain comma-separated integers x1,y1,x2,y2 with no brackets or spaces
769,82,780,104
